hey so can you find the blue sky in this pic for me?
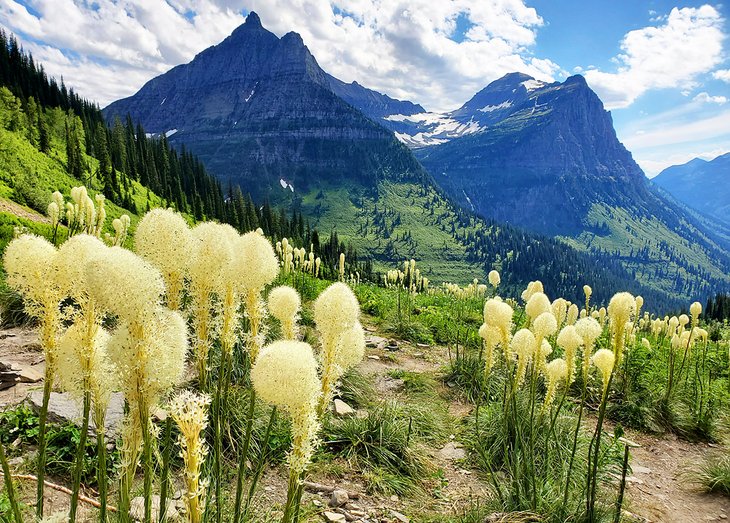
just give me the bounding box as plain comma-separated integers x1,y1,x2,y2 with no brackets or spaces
0,1,728,176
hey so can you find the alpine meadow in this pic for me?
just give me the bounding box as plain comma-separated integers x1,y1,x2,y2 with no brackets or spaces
2,3,730,523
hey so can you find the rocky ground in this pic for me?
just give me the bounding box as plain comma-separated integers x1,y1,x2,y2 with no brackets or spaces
1,324,729,522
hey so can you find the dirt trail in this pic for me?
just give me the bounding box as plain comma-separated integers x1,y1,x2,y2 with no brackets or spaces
0,198,50,223
624,430,730,522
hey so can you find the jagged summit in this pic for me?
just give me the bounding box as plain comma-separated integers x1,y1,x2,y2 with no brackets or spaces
103,13,426,202
244,10,262,27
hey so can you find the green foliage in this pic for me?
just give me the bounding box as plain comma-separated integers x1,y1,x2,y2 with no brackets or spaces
0,405,117,484
693,454,730,495
322,401,430,494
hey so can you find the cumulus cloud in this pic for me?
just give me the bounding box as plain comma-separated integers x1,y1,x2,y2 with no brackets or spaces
584,5,725,110
693,92,727,104
713,69,730,83
0,0,561,110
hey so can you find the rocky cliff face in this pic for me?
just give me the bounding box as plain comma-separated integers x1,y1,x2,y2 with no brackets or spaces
415,74,649,235
103,12,425,201
653,153,730,225
326,74,425,121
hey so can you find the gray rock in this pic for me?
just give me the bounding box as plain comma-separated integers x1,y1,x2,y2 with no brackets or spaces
28,391,125,439
438,441,466,461
329,488,349,507
391,509,410,522
18,366,43,383
333,399,355,417
323,511,346,522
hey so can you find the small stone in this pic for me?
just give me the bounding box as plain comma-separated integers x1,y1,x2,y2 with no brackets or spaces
333,399,355,417
413,352,424,358
719,515,727,520
390,510,409,522
438,441,466,461
389,495,399,502
416,343,429,348
323,511,346,522
18,366,43,383
312,499,322,507
367,355,380,361
329,488,349,507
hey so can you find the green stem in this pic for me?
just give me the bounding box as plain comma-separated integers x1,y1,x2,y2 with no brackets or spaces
159,417,173,523
233,390,257,523
142,412,154,523
36,372,52,519
0,432,23,523
242,407,277,521
587,374,613,522
562,383,587,515
281,471,300,523
96,427,108,523
69,390,92,522
614,444,630,523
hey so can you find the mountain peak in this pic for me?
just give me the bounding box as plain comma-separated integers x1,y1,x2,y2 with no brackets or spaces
282,31,304,46
496,72,535,84
564,74,588,86
245,11,262,28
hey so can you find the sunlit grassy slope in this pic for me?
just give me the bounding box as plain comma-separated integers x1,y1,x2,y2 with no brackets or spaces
0,126,166,237
301,180,485,283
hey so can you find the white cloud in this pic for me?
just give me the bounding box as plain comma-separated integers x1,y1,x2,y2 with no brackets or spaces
693,92,727,104
713,69,730,83
584,5,725,110
0,0,560,111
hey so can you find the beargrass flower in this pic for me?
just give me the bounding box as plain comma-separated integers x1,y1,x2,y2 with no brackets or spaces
314,282,361,412
134,208,193,311
268,286,302,340
557,325,583,384
592,349,615,393
169,391,212,523
608,292,635,364
511,328,536,387
488,270,500,287
543,358,568,410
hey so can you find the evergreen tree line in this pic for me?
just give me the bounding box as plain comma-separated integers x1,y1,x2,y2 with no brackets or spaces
705,293,730,322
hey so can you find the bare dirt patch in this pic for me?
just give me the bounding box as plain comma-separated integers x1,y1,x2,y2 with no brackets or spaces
0,198,50,224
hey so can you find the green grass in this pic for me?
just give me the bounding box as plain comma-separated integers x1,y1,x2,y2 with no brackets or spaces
300,180,487,284
561,202,730,301
693,454,730,495
0,125,168,244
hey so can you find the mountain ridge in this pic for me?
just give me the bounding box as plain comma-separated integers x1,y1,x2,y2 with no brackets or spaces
653,153,730,226
102,13,730,304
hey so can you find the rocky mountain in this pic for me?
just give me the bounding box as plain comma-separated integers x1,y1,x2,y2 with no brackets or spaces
326,74,425,121
412,72,730,300
103,13,730,303
103,12,426,202
653,153,730,225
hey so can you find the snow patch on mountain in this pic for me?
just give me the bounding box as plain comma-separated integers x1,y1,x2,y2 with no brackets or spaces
522,79,546,91
279,178,294,192
479,101,512,112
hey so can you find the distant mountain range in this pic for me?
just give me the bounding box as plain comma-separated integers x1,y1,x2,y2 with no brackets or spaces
103,12,730,304
653,153,730,225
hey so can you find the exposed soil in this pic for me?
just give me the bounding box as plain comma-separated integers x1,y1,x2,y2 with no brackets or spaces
0,198,50,224
624,430,730,522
